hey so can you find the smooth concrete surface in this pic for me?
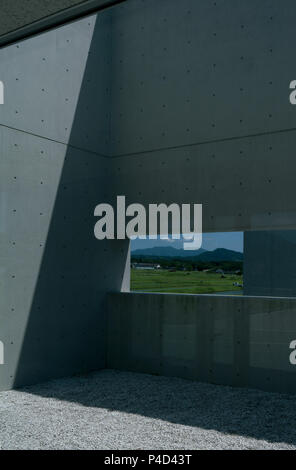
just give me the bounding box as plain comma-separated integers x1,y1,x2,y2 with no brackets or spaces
109,0,296,233
0,11,129,391
107,292,296,394
0,13,112,155
244,230,296,297
0,124,130,391
110,0,296,156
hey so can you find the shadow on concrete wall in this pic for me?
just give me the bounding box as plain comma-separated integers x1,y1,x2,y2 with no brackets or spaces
12,14,129,388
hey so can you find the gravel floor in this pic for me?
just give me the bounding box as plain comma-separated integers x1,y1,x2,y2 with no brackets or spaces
0,369,296,450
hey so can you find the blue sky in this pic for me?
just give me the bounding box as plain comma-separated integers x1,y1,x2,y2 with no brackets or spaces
131,232,244,252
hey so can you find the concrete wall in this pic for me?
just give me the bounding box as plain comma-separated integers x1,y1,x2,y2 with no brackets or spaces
244,230,296,297
108,292,296,394
110,0,296,233
0,11,129,391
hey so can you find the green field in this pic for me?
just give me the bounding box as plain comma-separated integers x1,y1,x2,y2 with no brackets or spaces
131,268,243,294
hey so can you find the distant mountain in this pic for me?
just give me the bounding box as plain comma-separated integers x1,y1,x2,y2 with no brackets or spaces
131,246,243,261
131,246,206,258
193,248,243,262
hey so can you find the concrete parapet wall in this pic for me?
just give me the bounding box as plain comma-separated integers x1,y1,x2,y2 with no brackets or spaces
107,292,296,394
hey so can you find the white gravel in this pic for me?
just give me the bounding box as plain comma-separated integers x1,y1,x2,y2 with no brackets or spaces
0,369,295,450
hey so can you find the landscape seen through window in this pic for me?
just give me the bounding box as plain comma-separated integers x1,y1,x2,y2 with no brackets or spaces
130,232,243,295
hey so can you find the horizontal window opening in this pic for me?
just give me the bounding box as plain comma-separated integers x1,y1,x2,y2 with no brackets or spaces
130,232,243,295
